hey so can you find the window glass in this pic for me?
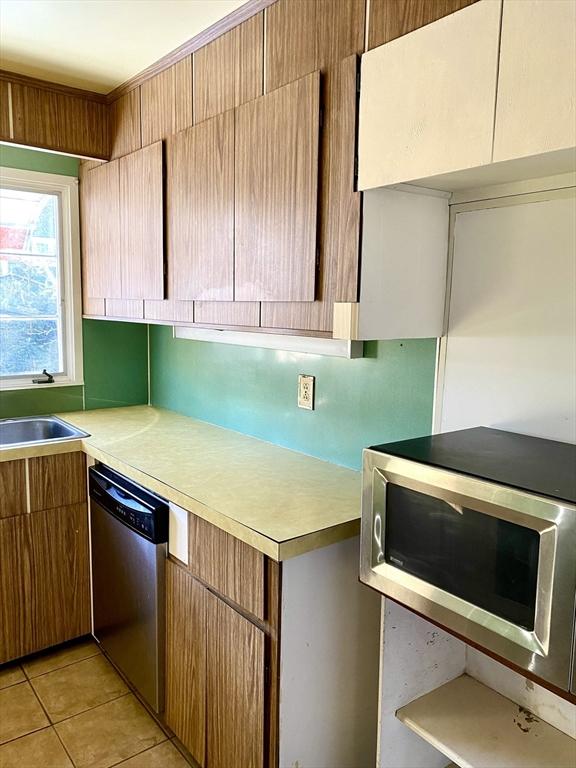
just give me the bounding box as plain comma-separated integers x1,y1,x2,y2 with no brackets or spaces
0,188,63,377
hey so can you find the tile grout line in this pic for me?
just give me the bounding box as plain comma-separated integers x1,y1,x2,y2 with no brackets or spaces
0,723,53,751
107,736,171,768
22,647,102,682
52,725,77,767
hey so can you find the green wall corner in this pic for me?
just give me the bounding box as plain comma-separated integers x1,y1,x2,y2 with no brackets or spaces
83,320,149,410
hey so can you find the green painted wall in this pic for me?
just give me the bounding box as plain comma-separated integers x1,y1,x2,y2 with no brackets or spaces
0,319,149,419
0,145,79,176
83,320,148,410
0,147,149,419
149,325,437,470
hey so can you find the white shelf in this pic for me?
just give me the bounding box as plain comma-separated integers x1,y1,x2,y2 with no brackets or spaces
396,674,576,768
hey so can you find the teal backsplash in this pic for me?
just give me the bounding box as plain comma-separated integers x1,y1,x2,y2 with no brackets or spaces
149,326,437,470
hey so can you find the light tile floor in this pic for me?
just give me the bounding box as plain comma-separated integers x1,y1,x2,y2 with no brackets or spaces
0,639,191,768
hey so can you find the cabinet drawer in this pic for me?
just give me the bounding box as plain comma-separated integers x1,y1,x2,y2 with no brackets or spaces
188,514,265,621
28,452,87,512
0,460,27,518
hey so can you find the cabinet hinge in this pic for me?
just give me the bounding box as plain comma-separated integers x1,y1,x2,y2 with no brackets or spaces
354,155,359,184
356,70,361,93
319,106,324,131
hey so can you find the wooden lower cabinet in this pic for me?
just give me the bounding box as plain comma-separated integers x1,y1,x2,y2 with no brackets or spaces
0,503,91,663
0,459,27,518
165,560,266,768
165,561,206,766
206,592,265,768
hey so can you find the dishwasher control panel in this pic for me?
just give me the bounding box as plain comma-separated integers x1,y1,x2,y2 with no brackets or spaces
89,464,168,544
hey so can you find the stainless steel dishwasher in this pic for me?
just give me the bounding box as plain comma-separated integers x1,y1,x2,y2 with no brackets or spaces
89,463,168,713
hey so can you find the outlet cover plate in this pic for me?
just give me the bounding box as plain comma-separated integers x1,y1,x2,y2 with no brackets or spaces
298,374,315,410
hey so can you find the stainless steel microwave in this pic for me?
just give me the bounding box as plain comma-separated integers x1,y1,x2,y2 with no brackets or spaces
360,427,576,692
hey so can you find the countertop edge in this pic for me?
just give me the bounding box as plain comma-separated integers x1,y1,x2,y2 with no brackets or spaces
83,441,360,561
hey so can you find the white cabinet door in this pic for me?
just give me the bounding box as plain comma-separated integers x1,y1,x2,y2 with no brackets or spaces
358,0,501,190
493,0,576,163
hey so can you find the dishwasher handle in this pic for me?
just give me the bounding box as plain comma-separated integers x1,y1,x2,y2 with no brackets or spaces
89,464,169,544
90,470,153,515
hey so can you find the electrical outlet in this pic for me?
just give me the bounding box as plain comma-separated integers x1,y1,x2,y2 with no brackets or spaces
298,374,315,410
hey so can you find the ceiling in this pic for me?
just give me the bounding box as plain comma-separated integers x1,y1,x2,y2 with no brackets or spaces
0,0,247,94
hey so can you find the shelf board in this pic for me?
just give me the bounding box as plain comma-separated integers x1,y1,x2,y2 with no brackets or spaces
396,674,576,768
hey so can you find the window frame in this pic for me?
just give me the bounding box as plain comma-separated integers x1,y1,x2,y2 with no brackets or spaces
0,165,83,390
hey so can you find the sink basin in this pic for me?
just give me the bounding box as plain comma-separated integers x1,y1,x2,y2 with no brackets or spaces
0,416,89,448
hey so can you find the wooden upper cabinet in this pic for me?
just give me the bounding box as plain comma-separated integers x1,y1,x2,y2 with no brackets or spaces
82,143,164,301
0,81,11,140
109,88,142,159
358,0,501,190
194,13,263,123
141,58,193,145
10,83,109,159
265,0,317,92
235,71,320,302
81,160,122,299
206,592,264,768
120,141,164,300
493,0,576,163
167,111,234,301
367,0,479,50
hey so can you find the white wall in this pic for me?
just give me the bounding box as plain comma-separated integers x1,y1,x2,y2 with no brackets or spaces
437,176,576,737
279,536,381,768
439,183,576,441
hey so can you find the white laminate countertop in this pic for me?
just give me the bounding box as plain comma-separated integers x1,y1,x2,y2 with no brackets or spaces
1,406,362,560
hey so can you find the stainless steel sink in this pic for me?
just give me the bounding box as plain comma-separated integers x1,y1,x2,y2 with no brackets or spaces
0,416,89,448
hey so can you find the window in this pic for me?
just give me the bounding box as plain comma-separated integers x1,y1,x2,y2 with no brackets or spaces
0,167,82,389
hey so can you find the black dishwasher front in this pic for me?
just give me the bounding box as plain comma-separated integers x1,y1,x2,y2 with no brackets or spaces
89,463,168,713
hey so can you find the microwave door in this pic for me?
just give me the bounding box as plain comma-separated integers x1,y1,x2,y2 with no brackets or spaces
383,483,541,632
361,454,576,690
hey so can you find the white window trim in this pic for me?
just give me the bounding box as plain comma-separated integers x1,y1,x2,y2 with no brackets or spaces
0,166,83,390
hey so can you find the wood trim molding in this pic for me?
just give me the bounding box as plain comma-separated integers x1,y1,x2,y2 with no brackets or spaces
0,69,107,103
332,302,359,340
107,0,276,102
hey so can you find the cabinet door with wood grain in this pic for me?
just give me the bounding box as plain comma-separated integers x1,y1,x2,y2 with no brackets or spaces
188,513,265,620
0,459,27,518
167,111,234,301
0,514,27,662
206,592,265,768
119,141,164,300
0,503,90,664
27,503,91,654
81,160,122,299
165,561,206,766
28,451,87,513
235,71,320,302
